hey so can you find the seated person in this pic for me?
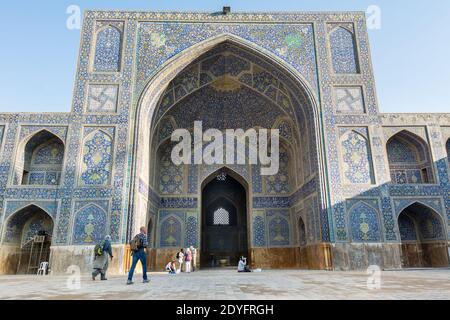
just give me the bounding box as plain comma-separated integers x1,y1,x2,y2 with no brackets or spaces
238,256,251,273
166,260,177,274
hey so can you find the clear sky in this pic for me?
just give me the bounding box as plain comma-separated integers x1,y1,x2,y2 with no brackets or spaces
0,0,449,113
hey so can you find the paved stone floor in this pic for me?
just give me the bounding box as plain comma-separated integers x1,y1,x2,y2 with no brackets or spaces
0,269,449,300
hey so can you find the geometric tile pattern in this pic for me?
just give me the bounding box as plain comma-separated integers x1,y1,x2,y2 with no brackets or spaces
387,135,432,184
265,147,290,194
387,138,417,163
21,213,53,245
87,85,119,113
252,212,266,247
329,26,358,74
348,201,381,242
93,26,122,72
267,210,290,246
418,213,444,240
398,204,445,242
159,211,183,248
26,140,64,186
277,120,294,142
72,204,107,244
80,130,114,186
334,87,365,113
393,198,444,218
158,117,176,143
340,129,374,184
398,214,417,241
158,143,184,195
185,214,199,248
4,207,54,245
137,22,318,96
31,141,64,165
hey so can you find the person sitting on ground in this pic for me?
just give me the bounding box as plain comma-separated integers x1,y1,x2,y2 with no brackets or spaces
166,260,177,274
238,256,251,273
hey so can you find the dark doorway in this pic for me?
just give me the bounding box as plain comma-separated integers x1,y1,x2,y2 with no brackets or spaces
201,170,248,268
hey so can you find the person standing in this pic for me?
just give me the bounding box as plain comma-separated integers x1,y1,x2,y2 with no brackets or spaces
92,235,114,281
127,227,150,285
176,248,184,273
185,248,192,273
190,246,197,272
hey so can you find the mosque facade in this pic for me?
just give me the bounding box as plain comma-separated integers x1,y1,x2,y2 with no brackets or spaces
0,10,449,274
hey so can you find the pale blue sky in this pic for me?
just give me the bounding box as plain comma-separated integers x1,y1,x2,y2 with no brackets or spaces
0,1,449,113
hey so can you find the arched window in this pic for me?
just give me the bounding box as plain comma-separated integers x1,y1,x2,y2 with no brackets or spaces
398,203,447,268
329,27,359,74
17,131,65,186
213,208,230,226
93,26,122,72
3,205,54,274
386,131,434,184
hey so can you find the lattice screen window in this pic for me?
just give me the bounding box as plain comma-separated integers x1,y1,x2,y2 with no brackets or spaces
213,208,230,226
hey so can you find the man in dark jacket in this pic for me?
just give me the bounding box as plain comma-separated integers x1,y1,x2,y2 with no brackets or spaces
92,235,114,280
127,226,150,285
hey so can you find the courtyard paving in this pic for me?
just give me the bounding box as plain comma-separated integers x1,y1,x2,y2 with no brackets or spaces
0,269,449,300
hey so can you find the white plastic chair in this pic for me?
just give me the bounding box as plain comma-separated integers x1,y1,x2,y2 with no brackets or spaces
37,262,49,275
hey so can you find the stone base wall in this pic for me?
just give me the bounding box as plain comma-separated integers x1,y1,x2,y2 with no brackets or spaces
2,242,449,275
331,243,403,271
250,247,298,269
297,243,333,270
401,241,449,268
251,243,333,270
49,245,126,275
0,245,20,275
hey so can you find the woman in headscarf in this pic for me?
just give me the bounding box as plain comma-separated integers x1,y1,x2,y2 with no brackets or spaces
92,235,114,281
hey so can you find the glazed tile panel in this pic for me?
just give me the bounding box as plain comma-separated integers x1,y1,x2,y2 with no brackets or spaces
0,11,448,254
136,22,319,97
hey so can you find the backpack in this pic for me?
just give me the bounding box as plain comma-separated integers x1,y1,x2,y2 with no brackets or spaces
130,234,142,252
94,241,104,257
176,252,180,259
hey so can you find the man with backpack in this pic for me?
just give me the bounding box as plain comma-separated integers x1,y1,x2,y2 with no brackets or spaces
92,235,113,281
127,226,150,285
